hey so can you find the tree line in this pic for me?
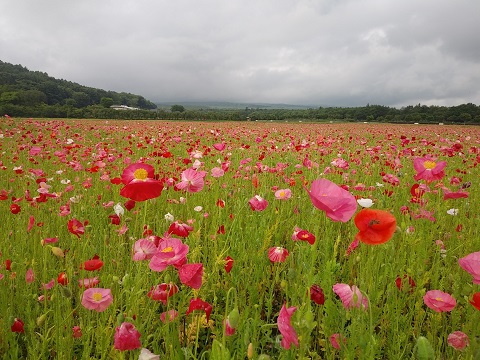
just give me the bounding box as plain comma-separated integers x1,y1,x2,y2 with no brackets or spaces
1,60,479,123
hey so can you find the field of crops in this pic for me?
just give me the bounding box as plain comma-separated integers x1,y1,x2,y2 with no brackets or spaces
0,118,479,359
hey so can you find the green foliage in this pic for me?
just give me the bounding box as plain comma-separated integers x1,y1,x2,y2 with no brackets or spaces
171,104,186,112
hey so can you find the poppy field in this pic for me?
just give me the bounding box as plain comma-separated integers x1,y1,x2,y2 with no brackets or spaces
0,118,479,359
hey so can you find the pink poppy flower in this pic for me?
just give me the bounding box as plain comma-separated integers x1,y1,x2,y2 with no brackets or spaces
423,290,456,312
210,167,225,178
329,333,346,349
305,179,357,222
114,322,141,351
249,195,268,211
147,283,179,305
27,215,35,232
178,263,203,289
41,279,55,290
447,331,469,350
175,168,206,193
132,239,157,261
139,348,160,360
149,238,189,272
274,188,292,200
186,298,213,322
78,277,100,289
413,155,447,182
277,303,299,350
72,325,82,338
458,251,480,284
213,143,226,151
25,268,35,284
81,288,113,312
333,283,368,310
268,247,289,263
160,309,179,323
442,187,469,200
120,163,164,202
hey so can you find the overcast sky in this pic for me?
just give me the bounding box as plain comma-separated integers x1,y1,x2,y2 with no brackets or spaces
1,0,479,107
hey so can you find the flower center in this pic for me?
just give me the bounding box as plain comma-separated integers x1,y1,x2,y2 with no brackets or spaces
423,160,436,170
92,292,103,301
133,168,149,180
162,246,173,253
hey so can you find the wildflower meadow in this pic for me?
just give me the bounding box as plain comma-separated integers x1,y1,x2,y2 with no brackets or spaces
0,118,479,359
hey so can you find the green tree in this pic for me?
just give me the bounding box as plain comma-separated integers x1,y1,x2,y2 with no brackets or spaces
171,104,185,112
100,97,114,108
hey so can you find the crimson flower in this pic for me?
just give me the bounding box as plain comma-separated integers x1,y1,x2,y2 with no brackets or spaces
57,272,68,286
5,259,12,271
68,218,85,238
11,318,25,333
305,178,357,222
277,303,299,349
423,290,456,312
354,209,396,245
469,292,480,310
310,284,325,305
168,221,194,237
413,155,446,182
186,298,213,322
442,187,469,200
72,326,82,338
10,203,21,214
114,322,141,351
224,256,234,273
147,283,179,305
330,333,346,350
395,274,416,293
160,309,179,323
120,163,163,201
292,228,316,245
178,263,203,289
80,255,104,271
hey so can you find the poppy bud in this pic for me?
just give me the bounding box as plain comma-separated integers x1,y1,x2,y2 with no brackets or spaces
36,313,47,327
227,307,240,329
51,247,65,258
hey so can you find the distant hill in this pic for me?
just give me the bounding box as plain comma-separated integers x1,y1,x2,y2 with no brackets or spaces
156,101,316,110
0,60,156,109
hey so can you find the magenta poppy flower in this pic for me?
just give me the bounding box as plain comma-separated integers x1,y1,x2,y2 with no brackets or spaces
305,179,357,222
25,268,35,284
310,284,325,305
147,283,179,305
149,238,189,272
249,195,269,211
458,251,480,284
186,298,213,322
423,290,456,312
132,239,157,261
442,187,469,200
413,155,447,182
119,163,164,202
213,143,226,151
81,288,113,312
333,283,368,310
68,218,85,238
447,331,469,350
114,322,141,351
277,303,299,350
175,168,206,193
178,263,203,289
268,247,289,263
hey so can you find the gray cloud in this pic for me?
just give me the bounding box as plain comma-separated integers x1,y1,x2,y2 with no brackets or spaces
1,0,479,107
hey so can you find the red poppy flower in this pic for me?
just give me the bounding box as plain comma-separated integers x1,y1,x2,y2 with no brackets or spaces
5,259,12,271
57,272,69,286
395,274,416,292
186,298,213,322
178,263,203,289
224,256,234,273
10,203,21,214
310,284,325,305
120,163,164,202
68,218,85,238
147,283,179,305
469,292,480,310
354,209,397,245
11,318,25,333
80,255,104,271
168,221,194,237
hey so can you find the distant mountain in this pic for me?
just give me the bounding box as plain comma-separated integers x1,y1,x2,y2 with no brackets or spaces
155,101,316,110
0,60,157,109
